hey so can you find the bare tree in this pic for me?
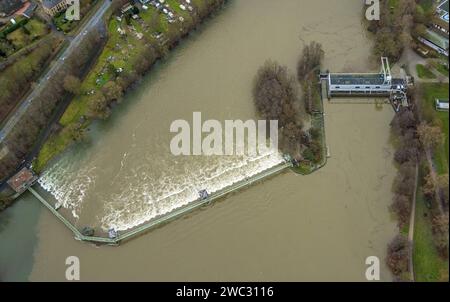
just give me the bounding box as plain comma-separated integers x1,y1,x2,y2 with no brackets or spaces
418,122,444,150
63,75,82,94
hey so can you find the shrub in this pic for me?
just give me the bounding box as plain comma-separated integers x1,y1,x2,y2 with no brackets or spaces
386,235,410,278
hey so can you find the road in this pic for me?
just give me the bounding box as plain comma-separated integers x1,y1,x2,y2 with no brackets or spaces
400,48,449,84
0,0,112,143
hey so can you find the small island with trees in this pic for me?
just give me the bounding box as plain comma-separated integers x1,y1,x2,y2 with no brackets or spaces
253,41,326,175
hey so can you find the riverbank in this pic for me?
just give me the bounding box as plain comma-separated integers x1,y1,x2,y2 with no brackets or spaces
413,82,449,282
34,0,228,173
382,72,449,281
418,83,449,171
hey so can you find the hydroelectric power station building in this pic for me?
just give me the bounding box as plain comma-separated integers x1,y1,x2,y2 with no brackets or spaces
323,57,409,111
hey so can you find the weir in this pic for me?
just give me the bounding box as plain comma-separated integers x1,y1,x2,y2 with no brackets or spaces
29,161,292,245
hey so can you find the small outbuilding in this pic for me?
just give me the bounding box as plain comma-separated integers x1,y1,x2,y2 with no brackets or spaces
7,167,38,194
436,99,449,111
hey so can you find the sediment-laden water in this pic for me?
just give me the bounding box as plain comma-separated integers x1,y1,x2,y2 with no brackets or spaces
0,0,398,281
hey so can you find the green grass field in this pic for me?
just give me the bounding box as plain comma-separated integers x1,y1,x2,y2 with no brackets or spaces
413,83,449,282
416,64,437,79
34,126,76,172
420,83,449,174
413,187,449,282
435,63,449,77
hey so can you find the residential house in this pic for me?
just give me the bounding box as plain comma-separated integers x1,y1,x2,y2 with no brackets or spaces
418,0,449,57
40,0,70,16
0,0,26,17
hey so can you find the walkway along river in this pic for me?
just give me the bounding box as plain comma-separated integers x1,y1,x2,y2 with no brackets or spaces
0,0,398,281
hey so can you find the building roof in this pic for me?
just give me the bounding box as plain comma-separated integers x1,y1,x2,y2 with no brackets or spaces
22,2,37,18
437,0,449,24
7,167,37,193
330,74,387,86
438,0,449,14
42,0,66,9
425,29,449,50
436,99,449,110
0,0,24,16
391,78,406,85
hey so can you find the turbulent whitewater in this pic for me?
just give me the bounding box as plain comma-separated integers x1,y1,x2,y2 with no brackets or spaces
38,143,283,231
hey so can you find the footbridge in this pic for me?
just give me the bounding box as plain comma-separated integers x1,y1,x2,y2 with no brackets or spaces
29,161,292,245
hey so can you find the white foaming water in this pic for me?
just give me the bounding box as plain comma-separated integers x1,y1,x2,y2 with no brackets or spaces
39,162,97,219
38,146,283,231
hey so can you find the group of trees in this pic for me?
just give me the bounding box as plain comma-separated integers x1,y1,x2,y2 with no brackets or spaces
390,108,420,227
422,170,449,209
253,60,305,158
0,30,105,181
297,41,323,83
388,100,449,278
301,127,323,164
297,42,324,165
252,42,325,162
0,38,59,123
417,122,446,153
417,121,448,258
366,0,419,62
386,235,411,280
431,211,449,258
386,107,420,280
297,41,323,114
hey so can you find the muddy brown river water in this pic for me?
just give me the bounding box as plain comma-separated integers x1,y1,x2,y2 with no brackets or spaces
0,0,398,281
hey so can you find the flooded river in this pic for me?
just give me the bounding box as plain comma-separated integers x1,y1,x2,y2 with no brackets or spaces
0,0,397,281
